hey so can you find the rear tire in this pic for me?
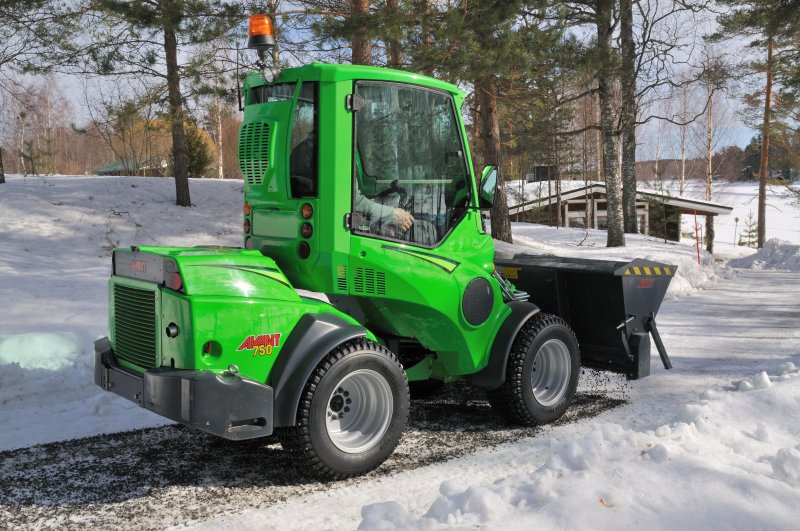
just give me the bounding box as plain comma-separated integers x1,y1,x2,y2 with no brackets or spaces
487,313,580,425
277,339,409,480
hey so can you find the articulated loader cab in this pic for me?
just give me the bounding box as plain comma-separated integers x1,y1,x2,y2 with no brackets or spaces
240,62,510,383
95,15,675,479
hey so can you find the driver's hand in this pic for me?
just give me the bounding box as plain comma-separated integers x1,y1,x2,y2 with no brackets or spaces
391,208,414,231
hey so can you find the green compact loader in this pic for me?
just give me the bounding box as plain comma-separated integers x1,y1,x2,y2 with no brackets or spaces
95,16,675,479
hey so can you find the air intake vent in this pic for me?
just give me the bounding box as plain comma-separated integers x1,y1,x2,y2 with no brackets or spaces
353,268,386,295
336,265,348,292
113,284,158,369
238,121,270,185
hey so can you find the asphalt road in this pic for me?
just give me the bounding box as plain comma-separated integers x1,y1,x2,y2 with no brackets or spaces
0,376,626,530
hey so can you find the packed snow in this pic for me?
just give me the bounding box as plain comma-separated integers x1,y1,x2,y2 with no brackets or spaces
0,175,798,530
0,175,243,449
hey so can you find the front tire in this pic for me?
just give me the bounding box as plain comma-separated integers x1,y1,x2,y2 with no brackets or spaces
277,339,409,479
487,313,580,425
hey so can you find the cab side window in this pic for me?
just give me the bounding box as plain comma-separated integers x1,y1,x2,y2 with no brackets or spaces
290,82,318,197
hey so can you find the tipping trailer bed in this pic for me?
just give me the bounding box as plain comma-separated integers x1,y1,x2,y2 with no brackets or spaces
496,254,676,380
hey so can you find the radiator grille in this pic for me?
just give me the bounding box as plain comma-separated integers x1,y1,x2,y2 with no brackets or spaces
238,121,270,185
113,284,158,369
353,268,386,295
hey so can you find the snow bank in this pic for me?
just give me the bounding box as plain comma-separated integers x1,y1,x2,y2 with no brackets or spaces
359,360,800,529
728,239,800,272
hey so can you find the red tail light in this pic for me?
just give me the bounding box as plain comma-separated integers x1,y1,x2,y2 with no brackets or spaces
301,203,313,219
166,271,183,291
298,241,311,259
244,219,252,233
243,202,252,216
301,222,313,238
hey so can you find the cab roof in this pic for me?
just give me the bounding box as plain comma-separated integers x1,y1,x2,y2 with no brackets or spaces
247,63,464,98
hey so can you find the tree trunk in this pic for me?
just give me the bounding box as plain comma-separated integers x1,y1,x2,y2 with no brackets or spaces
757,34,773,248
620,0,638,234
417,0,433,75
476,74,512,243
705,86,714,254
554,137,562,227
351,0,372,65
597,0,624,247
164,24,191,207
705,215,714,254
679,84,689,195
386,0,403,68
0,147,5,184
216,101,223,179
269,0,280,68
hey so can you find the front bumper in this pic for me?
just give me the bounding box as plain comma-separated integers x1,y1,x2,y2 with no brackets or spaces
94,337,274,440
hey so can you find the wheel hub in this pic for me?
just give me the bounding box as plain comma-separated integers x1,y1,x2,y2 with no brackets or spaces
531,338,571,407
325,369,393,453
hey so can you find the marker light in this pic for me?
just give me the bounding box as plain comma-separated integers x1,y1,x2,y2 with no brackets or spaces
247,14,276,50
298,241,311,259
166,272,183,292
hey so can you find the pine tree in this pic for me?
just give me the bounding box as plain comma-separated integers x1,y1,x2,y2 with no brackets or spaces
714,0,798,247
738,210,758,247
71,0,246,206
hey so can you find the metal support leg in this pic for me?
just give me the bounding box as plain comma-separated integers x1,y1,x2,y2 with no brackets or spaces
646,317,672,370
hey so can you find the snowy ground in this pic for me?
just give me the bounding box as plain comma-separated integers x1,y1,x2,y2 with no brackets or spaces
0,175,799,529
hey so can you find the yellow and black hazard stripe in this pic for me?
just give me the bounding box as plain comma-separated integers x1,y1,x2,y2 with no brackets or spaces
623,265,674,277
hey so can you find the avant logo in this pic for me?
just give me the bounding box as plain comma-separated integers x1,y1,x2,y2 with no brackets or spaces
237,333,282,357
129,260,148,273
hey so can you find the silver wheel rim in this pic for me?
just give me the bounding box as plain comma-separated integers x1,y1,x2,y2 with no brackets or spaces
531,339,572,407
325,369,393,453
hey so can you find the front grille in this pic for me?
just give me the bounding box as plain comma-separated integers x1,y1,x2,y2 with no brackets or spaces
113,284,158,369
238,121,270,185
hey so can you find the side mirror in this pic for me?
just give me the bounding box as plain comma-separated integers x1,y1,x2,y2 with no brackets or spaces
479,165,498,209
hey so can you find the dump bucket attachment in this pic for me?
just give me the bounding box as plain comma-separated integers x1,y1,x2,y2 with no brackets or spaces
496,255,676,380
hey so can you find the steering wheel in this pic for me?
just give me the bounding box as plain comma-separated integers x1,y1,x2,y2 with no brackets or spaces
375,179,408,208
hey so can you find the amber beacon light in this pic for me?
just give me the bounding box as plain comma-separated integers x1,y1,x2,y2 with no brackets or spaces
247,14,275,50
247,14,280,82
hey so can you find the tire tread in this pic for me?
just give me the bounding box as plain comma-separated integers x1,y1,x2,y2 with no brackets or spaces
486,312,579,426
276,338,407,480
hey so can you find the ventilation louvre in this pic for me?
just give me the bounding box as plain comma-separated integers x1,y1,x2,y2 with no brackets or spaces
238,122,270,185
353,267,386,295
336,265,348,292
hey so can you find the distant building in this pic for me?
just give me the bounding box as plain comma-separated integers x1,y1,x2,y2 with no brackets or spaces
525,165,557,183
508,183,733,242
94,159,167,177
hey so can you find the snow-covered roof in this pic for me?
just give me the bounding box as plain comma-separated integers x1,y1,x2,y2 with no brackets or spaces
508,182,734,216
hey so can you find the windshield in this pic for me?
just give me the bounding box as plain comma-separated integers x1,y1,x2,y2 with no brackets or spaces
353,82,470,246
